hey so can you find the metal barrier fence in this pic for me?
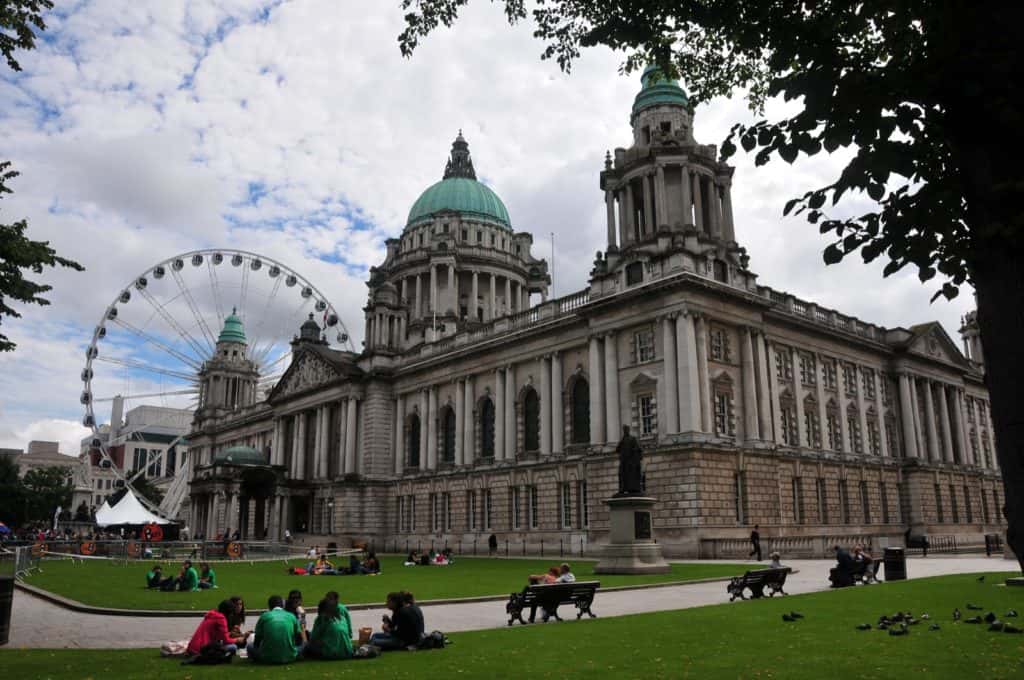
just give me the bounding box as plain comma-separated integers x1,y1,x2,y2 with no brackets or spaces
6,540,305,564
377,536,590,559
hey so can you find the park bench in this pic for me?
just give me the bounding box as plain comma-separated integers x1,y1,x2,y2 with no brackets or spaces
905,534,929,556
505,581,600,625
727,567,791,601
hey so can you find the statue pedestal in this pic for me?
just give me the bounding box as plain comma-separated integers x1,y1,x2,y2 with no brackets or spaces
593,496,670,575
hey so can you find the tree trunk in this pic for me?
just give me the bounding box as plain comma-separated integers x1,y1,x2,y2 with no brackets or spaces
971,250,1024,573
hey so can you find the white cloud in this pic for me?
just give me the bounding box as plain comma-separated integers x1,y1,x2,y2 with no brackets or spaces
0,0,974,450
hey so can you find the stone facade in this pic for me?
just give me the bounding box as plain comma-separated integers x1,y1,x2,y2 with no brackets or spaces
185,68,1004,557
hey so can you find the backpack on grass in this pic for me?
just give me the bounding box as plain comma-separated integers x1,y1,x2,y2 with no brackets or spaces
417,631,451,650
182,641,236,665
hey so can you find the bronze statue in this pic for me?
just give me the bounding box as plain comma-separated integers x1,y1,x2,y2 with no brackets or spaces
616,425,644,496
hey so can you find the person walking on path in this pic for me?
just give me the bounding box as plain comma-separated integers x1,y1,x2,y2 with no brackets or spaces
488,533,498,556
749,525,762,562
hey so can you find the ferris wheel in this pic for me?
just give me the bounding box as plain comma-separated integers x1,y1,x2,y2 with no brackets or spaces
80,248,353,513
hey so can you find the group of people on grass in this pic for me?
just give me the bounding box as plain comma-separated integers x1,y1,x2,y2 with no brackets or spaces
147,560,217,592
286,548,381,576
183,588,428,664
404,548,453,566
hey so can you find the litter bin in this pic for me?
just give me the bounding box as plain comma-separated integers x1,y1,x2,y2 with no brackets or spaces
0,576,13,646
884,546,907,581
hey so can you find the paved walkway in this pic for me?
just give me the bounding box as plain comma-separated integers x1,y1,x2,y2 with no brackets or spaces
6,556,1009,648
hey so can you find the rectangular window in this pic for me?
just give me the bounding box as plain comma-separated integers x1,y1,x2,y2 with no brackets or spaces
490,234,496,246
867,418,881,455
714,391,736,438
735,472,748,525
880,482,890,524
817,478,829,524
477,231,483,243
442,223,449,233
775,348,793,382
529,485,539,529
861,368,877,400
792,477,804,524
467,490,477,531
780,405,798,446
847,411,863,453
430,493,440,532
934,483,945,523
133,447,146,474
578,480,589,528
821,358,838,390
799,353,817,386
635,328,656,363
859,481,871,523
804,409,821,448
106,479,112,490
843,364,858,397
964,486,973,523
638,394,656,435
839,479,850,524
511,486,521,529
461,228,468,240
561,483,572,528
484,489,493,529
709,327,731,362
625,261,644,286
981,489,990,524
396,497,403,532
444,492,451,530
949,483,959,523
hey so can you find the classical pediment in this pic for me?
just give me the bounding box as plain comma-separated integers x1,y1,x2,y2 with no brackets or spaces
268,351,342,401
906,323,969,368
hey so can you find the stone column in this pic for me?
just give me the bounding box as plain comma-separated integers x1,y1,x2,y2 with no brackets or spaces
504,278,512,317
909,377,925,456
338,398,348,477
453,380,465,465
540,355,552,455
489,273,497,321
617,189,629,245
721,181,736,242
268,495,279,541
495,368,506,460
522,286,529,311
692,173,704,233
792,348,807,448
681,167,693,227
401,278,408,306
766,343,783,444
642,172,654,236
984,404,999,471
708,181,721,239
589,336,605,444
937,384,955,463
604,332,621,440
815,356,828,449
922,380,940,462
414,274,422,320
429,265,438,315
463,377,475,462
447,265,455,314
344,397,358,475
856,369,870,453
952,388,969,464
395,395,405,474
676,312,701,433
504,365,516,457
875,370,889,457
754,333,772,440
655,164,667,228
271,417,281,466
624,184,635,242
969,397,983,466
837,365,852,453
898,374,919,458
209,494,220,538
605,190,617,248
313,406,325,478
551,351,564,453
662,315,679,433
740,327,759,442
295,412,307,479
471,270,479,320
694,315,711,432
427,386,438,469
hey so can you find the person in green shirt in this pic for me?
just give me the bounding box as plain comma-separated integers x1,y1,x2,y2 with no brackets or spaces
199,563,217,589
179,560,200,592
306,597,353,660
249,595,302,664
146,565,163,589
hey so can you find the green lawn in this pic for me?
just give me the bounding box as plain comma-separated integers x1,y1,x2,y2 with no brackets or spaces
21,556,750,611
3,572,1023,679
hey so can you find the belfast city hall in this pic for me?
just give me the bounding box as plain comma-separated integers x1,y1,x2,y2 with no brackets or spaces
186,67,1004,557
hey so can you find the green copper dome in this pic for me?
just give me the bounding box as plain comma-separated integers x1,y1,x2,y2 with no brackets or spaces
406,132,512,231
218,308,247,344
631,65,689,123
213,445,267,466
407,177,511,230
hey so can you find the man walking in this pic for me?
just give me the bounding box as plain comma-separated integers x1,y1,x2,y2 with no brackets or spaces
749,524,762,561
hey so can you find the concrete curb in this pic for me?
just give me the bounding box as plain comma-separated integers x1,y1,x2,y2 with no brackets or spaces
14,573,748,618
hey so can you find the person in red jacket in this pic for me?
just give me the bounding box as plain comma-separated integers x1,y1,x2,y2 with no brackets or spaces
187,599,247,657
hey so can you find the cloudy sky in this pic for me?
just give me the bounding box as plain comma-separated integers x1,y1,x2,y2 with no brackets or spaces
0,1,973,457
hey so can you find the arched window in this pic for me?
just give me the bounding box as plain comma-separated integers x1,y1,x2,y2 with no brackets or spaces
826,399,841,451
441,407,456,463
479,398,495,459
779,391,798,447
407,413,421,468
523,387,541,452
803,394,821,448
570,378,590,444
846,403,863,453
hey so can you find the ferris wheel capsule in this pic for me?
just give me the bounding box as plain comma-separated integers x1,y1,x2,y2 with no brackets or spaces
268,265,281,278
301,286,313,298
172,258,184,271
285,275,297,287
86,344,98,359
231,254,244,267
191,254,204,266
212,252,224,265
135,277,147,290
250,258,262,271
153,265,165,279
106,307,118,320
80,391,91,405
315,300,327,312
83,414,95,427
95,326,106,339
119,290,131,303
81,368,93,381
326,313,338,327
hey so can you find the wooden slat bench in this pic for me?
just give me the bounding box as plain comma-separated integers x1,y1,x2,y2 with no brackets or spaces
505,581,600,625
727,568,791,601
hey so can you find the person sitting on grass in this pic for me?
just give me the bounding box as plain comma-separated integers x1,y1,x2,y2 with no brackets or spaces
305,597,354,660
199,562,217,589
146,564,164,589
186,599,247,658
362,552,381,574
179,560,200,592
285,589,309,644
325,591,353,635
369,592,423,651
228,596,248,640
312,555,336,575
405,550,420,566
249,595,302,664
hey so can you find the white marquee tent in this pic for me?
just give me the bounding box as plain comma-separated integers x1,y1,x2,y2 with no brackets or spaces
94,489,171,526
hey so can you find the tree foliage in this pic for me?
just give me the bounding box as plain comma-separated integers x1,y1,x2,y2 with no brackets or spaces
22,464,73,522
0,0,52,72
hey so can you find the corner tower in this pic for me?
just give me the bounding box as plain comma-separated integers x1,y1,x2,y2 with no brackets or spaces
592,66,755,296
